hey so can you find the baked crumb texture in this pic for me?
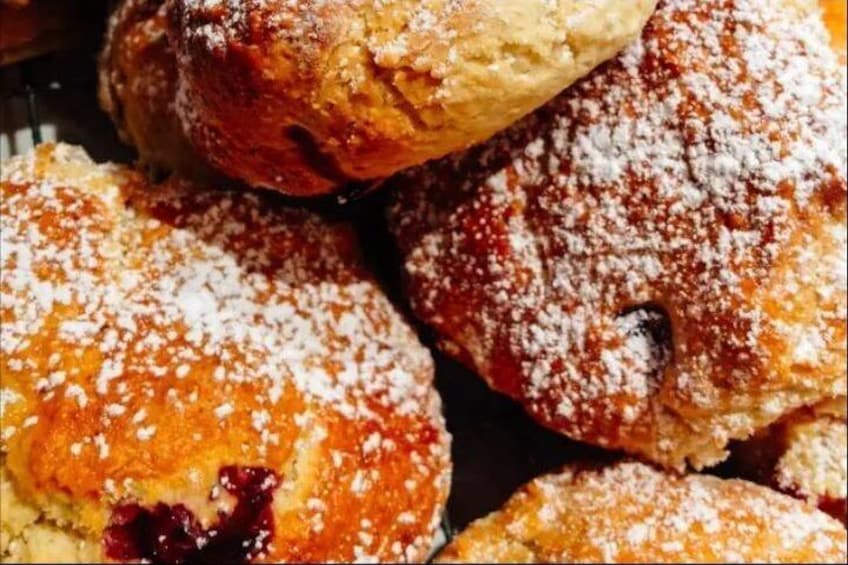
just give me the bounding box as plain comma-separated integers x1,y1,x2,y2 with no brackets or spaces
0,143,451,563
730,399,847,524
389,0,848,470
435,461,848,563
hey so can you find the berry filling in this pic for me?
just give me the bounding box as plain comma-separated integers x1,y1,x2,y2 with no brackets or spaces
104,466,278,563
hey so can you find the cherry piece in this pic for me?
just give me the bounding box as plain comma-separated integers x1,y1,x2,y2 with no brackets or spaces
104,466,278,564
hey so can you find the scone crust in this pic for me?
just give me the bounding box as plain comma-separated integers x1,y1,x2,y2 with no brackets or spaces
822,0,847,60
388,0,848,469
0,144,451,563
436,462,848,563
162,0,657,195
731,400,847,524
98,0,216,181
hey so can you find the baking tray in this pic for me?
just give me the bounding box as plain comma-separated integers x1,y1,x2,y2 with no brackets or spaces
0,47,616,554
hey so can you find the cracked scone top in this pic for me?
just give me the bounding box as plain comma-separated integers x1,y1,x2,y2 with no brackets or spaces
388,0,848,469
0,144,450,563
435,462,848,563
159,0,657,195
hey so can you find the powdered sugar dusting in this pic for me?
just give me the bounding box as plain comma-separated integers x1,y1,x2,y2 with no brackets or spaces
171,0,477,83
390,0,847,469
2,145,436,426
437,462,847,562
0,144,450,561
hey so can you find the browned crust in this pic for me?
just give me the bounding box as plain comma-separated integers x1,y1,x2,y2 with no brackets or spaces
388,0,847,469
0,143,451,562
436,462,847,563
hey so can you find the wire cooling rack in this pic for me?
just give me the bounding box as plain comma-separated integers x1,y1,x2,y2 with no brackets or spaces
1,50,132,162
0,48,614,557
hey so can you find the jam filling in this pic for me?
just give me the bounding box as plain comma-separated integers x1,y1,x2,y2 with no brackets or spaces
104,466,278,564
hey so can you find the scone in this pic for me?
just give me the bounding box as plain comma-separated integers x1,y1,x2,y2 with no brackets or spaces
435,462,847,563
0,144,451,563
98,0,218,182
388,0,848,470
102,0,657,196
729,399,847,524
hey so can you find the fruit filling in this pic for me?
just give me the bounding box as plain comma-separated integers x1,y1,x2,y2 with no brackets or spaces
104,466,278,563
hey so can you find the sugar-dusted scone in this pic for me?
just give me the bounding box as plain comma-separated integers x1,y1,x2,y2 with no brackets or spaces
0,144,451,563
388,0,848,470
436,462,848,563
102,0,658,196
730,399,847,524
98,0,218,182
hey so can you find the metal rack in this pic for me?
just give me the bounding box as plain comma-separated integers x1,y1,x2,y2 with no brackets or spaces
8,61,47,146
1,49,132,163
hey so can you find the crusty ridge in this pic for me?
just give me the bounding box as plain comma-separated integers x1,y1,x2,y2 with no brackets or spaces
164,0,657,193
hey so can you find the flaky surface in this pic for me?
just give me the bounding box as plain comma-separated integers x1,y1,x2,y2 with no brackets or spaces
388,0,848,470
435,462,848,563
731,400,847,524
0,144,450,563
162,0,656,195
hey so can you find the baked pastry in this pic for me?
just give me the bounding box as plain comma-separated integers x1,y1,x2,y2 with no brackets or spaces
155,0,658,196
0,144,451,563
388,0,848,469
99,0,218,182
729,398,847,524
435,462,848,563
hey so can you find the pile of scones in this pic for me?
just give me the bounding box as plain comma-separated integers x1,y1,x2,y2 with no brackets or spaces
1,0,846,562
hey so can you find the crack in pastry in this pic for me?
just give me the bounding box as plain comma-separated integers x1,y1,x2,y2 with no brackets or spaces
388,0,848,470
0,143,451,563
822,0,847,60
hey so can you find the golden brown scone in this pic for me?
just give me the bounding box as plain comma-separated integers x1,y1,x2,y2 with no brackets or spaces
730,399,847,524
160,0,657,196
99,0,219,182
0,143,451,563
435,462,848,563
388,0,848,470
